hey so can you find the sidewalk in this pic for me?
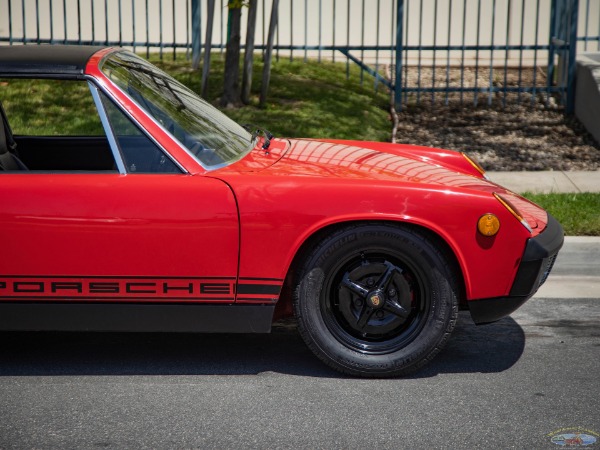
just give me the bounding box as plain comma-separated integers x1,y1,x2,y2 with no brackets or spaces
488,170,600,194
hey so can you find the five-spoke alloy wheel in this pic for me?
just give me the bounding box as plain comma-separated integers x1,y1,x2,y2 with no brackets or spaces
294,224,459,377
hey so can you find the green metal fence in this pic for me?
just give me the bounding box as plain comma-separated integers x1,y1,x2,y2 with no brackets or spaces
0,0,596,112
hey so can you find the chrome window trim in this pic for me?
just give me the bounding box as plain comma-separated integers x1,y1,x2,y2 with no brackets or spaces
86,76,188,175
88,82,127,175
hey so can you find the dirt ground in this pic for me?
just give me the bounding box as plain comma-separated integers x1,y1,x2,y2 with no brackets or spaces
389,66,600,171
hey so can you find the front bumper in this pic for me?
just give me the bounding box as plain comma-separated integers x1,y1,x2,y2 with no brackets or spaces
469,214,564,324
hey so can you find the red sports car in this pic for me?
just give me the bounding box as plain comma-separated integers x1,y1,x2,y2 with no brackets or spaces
0,45,563,377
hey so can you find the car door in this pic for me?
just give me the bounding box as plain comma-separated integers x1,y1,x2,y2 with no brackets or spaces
0,79,239,305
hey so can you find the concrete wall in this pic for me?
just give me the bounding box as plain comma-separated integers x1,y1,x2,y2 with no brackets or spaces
575,53,600,145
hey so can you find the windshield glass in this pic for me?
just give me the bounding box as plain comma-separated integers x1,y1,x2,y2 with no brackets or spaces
99,51,253,168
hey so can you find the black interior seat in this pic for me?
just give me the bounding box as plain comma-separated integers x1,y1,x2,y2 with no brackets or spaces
0,100,27,171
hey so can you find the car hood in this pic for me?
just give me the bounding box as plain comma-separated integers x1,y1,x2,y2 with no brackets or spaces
257,138,498,193
219,138,546,232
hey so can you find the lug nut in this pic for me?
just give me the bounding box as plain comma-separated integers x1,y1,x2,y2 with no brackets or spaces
367,278,374,287
388,288,396,297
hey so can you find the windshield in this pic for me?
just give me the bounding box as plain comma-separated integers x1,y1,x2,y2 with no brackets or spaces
99,51,253,169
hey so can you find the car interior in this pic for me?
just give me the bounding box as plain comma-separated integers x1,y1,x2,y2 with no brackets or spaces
0,93,180,174
0,97,116,172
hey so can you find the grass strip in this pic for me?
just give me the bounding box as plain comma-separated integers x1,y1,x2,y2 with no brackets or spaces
522,193,600,236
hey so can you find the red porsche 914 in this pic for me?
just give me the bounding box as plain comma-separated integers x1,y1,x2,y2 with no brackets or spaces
0,45,563,377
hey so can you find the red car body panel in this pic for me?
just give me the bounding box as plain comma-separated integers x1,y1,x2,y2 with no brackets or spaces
0,46,562,334
216,138,535,301
0,173,240,293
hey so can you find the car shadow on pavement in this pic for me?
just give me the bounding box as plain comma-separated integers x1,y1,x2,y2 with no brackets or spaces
0,313,524,378
410,312,526,378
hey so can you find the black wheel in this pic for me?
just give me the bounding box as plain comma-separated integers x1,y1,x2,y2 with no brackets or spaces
294,223,459,377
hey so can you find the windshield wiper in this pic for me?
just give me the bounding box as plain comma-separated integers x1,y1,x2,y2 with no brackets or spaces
242,124,274,150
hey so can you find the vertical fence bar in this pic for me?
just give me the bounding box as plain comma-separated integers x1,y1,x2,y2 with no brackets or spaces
105,0,109,46
432,0,438,104
517,0,525,103
332,0,336,62
64,0,69,44
290,0,294,61
318,0,322,62
91,0,95,45
276,0,280,61
173,0,176,59
474,0,481,105
22,0,26,44
395,0,404,110
445,0,452,105
417,0,423,104
222,0,225,54
547,0,557,107
488,0,496,106
460,0,467,105
566,0,579,113
77,0,82,44
360,0,365,83
503,0,511,108
186,0,190,59
346,0,350,78
8,0,13,44
374,0,381,91
403,0,409,96
531,0,540,106
35,0,40,43
305,0,309,62
50,0,55,43
391,0,395,88
132,0,136,53
117,0,121,47
583,0,590,51
159,0,164,59
145,0,150,57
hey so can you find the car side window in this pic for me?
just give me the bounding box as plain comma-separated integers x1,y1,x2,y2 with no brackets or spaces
99,92,182,174
1,78,116,172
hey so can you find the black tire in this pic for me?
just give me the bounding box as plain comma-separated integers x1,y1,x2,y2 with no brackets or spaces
294,223,459,377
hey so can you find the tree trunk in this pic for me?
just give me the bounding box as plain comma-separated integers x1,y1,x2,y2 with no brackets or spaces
221,3,242,107
260,0,279,107
201,0,216,98
241,0,258,105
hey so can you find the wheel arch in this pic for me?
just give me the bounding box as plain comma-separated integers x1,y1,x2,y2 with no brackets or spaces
274,219,468,321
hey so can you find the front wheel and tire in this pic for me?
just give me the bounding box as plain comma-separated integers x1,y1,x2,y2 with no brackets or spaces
294,224,459,377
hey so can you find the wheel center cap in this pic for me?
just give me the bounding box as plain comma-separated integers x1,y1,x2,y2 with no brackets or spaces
367,291,385,309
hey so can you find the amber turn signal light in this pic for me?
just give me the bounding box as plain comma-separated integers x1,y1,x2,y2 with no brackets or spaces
478,213,500,236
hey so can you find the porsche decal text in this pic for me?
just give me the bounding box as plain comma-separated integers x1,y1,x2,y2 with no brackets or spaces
0,276,282,303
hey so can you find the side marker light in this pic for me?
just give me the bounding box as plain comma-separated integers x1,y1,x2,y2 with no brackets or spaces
478,213,500,236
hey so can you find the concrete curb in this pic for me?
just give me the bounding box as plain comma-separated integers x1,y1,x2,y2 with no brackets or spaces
534,236,600,299
487,171,600,194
